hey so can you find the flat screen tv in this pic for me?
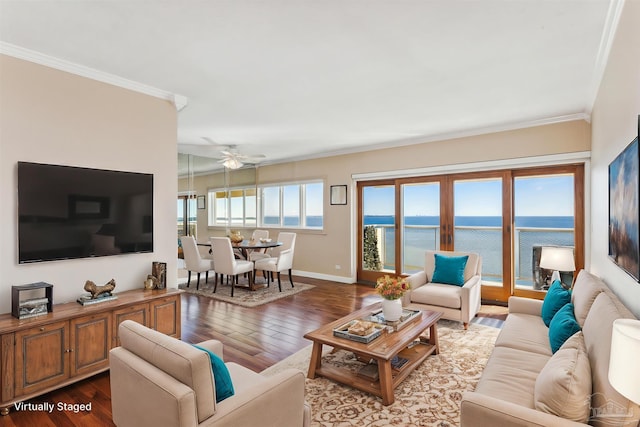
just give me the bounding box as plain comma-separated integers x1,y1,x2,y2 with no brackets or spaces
18,162,153,263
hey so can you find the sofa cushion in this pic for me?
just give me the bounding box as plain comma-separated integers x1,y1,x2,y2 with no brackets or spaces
582,292,640,427
494,313,552,356
410,283,461,308
193,344,235,403
541,280,572,327
571,270,606,327
534,332,592,423
431,254,469,286
474,346,550,408
549,303,581,353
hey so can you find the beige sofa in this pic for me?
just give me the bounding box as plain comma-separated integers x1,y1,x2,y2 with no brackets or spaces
110,320,311,427
461,270,640,427
403,250,482,329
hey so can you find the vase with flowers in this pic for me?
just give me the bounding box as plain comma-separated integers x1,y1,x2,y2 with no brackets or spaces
375,275,410,321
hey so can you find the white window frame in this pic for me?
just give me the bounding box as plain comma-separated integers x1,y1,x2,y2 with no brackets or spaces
207,186,257,228
259,180,324,230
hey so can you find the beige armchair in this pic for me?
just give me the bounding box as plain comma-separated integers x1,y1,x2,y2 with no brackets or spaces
110,320,311,427
402,250,482,329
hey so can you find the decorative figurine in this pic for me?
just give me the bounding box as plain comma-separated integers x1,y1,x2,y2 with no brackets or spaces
84,278,116,299
144,275,159,290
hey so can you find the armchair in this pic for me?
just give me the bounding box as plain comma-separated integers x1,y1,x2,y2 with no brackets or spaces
402,250,482,329
110,320,311,427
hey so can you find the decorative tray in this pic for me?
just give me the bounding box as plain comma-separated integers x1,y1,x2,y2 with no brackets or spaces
333,320,385,343
364,308,421,331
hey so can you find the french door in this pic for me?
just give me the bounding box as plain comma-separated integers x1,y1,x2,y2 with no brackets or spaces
357,164,584,302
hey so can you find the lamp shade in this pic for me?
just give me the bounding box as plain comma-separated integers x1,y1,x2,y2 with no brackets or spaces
539,246,575,272
608,318,640,404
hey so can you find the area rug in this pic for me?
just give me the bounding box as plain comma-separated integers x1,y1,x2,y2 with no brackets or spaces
177,280,315,308
262,320,499,427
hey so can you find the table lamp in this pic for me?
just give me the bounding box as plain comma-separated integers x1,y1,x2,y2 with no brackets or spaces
608,318,640,404
539,246,575,289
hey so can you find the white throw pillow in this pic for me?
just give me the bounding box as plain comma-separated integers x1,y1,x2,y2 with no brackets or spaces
534,331,592,423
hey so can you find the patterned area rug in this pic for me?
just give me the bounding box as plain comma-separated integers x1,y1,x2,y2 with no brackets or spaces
262,320,499,426
177,280,315,307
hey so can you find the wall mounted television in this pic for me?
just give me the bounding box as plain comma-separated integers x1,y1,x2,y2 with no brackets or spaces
18,162,153,263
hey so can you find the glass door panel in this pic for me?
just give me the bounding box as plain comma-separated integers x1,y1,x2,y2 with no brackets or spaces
514,174,575,291
402,182,440,274
453,178,503,285
177,196,197,237
362,185,396,274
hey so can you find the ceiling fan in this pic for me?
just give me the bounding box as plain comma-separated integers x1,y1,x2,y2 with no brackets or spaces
181,137,266,169
216,146,266,169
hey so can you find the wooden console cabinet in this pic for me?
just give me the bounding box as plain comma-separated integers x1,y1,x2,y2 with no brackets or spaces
0,288,181,415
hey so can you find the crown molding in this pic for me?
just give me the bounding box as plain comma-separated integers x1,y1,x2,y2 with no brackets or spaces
262,112,591,167
585,0,626,114
352,151,592,181
0,42,188,111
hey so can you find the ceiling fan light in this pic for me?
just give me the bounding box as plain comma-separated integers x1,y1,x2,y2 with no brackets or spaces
223,158,243,169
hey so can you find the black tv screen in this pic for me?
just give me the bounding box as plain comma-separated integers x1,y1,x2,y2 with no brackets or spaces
18,162,153,263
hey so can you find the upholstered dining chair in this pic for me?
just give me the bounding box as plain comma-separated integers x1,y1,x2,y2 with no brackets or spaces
210,237,254,297
180,235,215,290
253,232,296,292
248,229,270,262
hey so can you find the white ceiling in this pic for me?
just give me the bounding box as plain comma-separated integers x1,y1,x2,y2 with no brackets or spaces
0,1,617,173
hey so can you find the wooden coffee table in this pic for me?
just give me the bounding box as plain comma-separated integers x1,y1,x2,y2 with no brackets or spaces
303,303,442,405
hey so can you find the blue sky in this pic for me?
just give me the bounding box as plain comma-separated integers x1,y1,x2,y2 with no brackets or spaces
364,175,574,216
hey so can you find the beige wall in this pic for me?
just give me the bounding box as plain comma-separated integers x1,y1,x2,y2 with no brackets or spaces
0,55,178,314
184,119,590,283
590,0,640,317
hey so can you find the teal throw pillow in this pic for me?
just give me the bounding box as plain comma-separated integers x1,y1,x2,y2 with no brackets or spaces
548,303,581,353
541,280,572,327
431,254,469,286
192,344,235,403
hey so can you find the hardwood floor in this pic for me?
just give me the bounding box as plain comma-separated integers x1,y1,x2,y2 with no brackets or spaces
0,277,507,426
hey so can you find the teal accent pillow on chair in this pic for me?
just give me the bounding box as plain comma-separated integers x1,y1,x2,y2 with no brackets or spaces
548,303,581,353
192,344,235,403
541,280,572,327
431,254,469,286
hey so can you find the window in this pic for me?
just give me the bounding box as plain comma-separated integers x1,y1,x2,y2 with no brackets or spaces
260,181,324,229
208,187,256,228
207,182,323,229
357,164,584,302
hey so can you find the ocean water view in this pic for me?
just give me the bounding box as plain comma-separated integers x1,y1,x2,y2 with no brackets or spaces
364,215,574,228
364,215,575,285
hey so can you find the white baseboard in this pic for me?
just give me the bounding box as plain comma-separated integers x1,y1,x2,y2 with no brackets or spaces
177,266,355,285
292,269,355,284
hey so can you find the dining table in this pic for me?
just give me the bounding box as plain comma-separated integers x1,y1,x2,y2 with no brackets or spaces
197,238,283,290
232,239,283,261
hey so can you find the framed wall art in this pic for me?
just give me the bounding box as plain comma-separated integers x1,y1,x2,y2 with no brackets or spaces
330,185,347,205
609,135,640,281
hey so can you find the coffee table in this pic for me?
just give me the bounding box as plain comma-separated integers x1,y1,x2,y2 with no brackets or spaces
303,303,442,405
